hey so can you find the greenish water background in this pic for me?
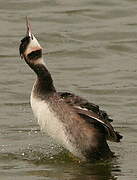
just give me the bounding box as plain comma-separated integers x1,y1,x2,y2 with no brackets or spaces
0,0,137,179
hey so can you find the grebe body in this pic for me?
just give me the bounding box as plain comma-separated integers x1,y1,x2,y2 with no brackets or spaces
19,18,122,161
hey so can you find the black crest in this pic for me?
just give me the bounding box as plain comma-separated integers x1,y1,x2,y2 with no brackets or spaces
19,36,30,57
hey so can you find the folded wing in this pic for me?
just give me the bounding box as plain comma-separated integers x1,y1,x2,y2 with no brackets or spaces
59,92,122,142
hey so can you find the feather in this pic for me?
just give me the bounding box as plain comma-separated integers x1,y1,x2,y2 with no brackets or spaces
59,92,122,142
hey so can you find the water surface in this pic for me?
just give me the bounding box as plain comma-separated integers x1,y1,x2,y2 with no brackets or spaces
0,0,137,179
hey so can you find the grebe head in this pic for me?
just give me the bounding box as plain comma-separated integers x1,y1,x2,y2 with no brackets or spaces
19,17,42,62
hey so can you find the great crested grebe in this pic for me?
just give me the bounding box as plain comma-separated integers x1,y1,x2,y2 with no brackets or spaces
19,18,122,162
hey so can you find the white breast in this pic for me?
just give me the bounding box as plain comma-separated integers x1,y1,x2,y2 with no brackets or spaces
30,91,85,160
30,93,66,145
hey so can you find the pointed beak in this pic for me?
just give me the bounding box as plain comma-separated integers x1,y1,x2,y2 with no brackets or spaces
26,17,33,39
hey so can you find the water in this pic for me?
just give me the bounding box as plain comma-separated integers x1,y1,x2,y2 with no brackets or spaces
0,0,137,179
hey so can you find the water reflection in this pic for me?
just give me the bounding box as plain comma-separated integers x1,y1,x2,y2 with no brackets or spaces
0,149,120,180
26,161,119,180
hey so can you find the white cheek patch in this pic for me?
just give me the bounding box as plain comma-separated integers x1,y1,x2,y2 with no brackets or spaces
25,34,42,56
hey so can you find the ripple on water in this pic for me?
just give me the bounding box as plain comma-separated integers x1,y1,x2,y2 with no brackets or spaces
0,0,137,179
